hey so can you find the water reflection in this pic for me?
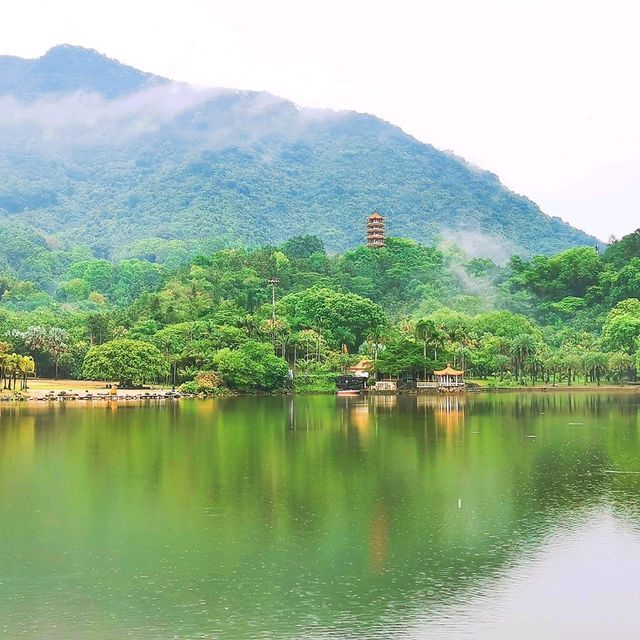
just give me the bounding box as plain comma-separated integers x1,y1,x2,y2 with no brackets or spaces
0,393,639,638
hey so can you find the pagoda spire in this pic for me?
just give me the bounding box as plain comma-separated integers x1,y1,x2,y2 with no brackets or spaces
366,211,385,248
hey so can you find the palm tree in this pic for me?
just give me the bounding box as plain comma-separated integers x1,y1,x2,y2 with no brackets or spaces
524,352,544,385
2,353,20,390
240,314,258,339
46,328,69,380
560,351,583,386
510,334,537,384
415,319,437,379
543,353,563,385
608,352,635,384
492,354,511,381
366,326,389,363
17,355,35,390
583,351,608,385
0,352,7,389
21,326,48,352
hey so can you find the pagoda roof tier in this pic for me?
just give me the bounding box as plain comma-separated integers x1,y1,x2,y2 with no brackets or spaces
368,212,384,220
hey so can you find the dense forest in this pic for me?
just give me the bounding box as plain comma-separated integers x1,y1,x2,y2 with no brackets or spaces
0,45,597,263
1,229,639,393
0,48,634,394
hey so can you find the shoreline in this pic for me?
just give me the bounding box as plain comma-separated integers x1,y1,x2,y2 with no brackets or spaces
470,384,640,393
0,379,180,404
0,378,638,406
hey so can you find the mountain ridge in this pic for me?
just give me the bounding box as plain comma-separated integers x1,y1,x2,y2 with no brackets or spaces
0,45,599,263
0,44,165,99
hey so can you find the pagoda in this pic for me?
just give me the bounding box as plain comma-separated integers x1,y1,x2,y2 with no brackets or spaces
366,211,386,248
433,364,465,393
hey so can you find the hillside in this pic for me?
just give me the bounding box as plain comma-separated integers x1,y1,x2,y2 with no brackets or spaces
0,45,597,270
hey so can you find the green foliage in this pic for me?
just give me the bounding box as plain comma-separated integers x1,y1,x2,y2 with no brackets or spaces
472,311,540,340
293,372,337,393
279,286,387,350
62,258,166,306
603,230,640,267
375,336,425,376
508,247,602,301
82,339,168,386
212,341,289,391
2,224,640,390
602,299,640,354
281,236,326,260
178,371,222,394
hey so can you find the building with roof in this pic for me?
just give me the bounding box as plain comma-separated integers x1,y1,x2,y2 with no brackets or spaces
366,212,386,248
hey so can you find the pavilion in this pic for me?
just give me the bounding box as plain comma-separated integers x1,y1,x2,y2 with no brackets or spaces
433,364,465,392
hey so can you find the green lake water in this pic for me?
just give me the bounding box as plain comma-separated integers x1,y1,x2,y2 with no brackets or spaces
1,392,640,639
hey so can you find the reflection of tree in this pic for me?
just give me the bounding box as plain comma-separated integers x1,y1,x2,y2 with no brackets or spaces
0,394,638,637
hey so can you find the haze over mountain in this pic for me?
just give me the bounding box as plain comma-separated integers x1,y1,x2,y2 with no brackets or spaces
0,45,597,264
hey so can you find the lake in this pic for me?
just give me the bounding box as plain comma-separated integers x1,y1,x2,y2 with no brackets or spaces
1,392,640,639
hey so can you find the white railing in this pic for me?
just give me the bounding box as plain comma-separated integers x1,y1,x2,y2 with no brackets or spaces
416,381,438,388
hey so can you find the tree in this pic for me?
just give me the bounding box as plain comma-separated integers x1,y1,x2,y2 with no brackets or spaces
0,345,13,389
375,335,425,377
16,355,35,390
47,327,69,379
560,351,583,386
212,341,289,391
82,339,168,387
16,325,69,378
543,353,563,385
1,352,19,390
603,229,640,268
152,322,205,386
278,286,387,351
415,318,438,378
87,313,112,345
286,329,325,370
21,325,48,352
510,334,537,383
583,351,608,385
609,352,635,383
281,235,326,259
602,299,640,354
472,311,539,340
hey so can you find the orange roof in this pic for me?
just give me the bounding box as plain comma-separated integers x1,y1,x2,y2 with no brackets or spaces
368,212,384,220
349,358,373,372
433,364,464,376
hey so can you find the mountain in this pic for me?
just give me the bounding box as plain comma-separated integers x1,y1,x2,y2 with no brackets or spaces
0,45,597,265
0,44,163,99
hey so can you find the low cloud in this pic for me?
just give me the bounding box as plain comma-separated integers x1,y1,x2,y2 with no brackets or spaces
0,82,226,147
438,226,517,266
0,81,350,154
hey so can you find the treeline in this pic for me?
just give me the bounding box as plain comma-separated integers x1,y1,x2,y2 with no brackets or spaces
1,231,639,392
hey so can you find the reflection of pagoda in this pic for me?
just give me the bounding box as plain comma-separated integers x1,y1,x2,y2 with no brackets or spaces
435,395,465,430
366,211,386,248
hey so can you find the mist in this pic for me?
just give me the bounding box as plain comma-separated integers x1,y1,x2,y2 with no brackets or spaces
0,83,227,147
438,226,518,266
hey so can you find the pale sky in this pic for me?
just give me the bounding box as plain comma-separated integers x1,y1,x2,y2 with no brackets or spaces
3,0,639,241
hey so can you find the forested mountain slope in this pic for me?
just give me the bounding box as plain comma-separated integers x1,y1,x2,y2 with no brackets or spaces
0,45,597,267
